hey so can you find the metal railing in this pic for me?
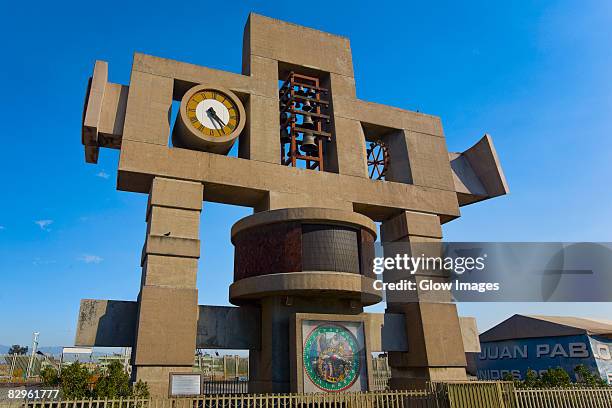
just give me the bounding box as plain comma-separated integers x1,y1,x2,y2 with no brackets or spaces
371,371,392,391
1,383,612,408
441,382,517,408
202,380,248,395
515,387,612,408
0,390,438,408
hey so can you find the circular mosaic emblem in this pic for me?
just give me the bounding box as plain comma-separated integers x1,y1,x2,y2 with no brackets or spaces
303,324,360,392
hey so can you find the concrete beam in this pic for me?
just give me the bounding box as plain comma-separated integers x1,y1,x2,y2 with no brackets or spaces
118,141,461,222
75,299,137,347
450,134,509,206
74,300,447,354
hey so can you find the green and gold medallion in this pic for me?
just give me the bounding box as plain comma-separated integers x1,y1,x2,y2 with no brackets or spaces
303,323,360,392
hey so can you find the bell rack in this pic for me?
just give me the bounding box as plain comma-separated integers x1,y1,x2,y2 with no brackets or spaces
279,72,331,171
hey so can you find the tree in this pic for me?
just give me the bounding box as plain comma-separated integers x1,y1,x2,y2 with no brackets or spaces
39,360,150,399
513,366,610,389
60,361,93,399
521,368,541,388
8,345,28,355
540,367,571,388
574,364,608,387
40,366,60,386
131,380,150,399
94,361,131,398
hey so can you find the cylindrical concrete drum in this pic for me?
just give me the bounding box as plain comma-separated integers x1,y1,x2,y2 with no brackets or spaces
230,207,382,306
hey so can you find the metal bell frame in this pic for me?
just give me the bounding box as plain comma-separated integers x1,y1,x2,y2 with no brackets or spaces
279,72,332,171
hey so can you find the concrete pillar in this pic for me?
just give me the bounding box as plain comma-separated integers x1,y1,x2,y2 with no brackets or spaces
132,177,203,397
248,296,362,394
380,211,467,389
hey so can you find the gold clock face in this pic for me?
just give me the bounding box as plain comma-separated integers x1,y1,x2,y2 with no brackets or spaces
185,90,240,137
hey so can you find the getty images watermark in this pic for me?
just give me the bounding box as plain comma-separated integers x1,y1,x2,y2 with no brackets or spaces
369,242,612,302
371,252,501,294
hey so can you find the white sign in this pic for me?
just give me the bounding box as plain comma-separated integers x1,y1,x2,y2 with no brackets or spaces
170,374,201,396
62,347,93,354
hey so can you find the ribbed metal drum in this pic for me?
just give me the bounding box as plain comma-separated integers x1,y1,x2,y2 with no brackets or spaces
229,208,381,306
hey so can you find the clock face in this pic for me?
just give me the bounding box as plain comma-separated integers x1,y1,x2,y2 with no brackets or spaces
185,90,240,137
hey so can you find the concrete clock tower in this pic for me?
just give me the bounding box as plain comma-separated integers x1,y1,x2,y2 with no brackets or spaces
76,13,508,396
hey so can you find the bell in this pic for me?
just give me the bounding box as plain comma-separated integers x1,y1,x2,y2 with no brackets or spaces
280,126,291,144
297,86,308,97
302,99,313,112
301,114,315,129
301,132,318,154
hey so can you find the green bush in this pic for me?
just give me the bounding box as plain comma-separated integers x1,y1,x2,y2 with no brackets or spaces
41,360,149,399
94,361,132,398
40,366,60,386
574,364,609,387
60,362,91,399
511,366,610,388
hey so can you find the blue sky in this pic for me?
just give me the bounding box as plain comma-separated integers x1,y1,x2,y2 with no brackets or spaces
1,0,612,348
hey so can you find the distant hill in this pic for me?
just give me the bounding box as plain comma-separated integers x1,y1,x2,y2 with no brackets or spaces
0,345,80,357
37,346,65,356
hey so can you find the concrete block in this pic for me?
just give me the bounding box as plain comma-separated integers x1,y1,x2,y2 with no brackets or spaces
196,305,261,349
148,177,203,211
142,235,200,261
256,191,353,212
462,134,509,197
329,72,356,99
245,13,354,77
133,366,190,397
142,255,198,288
326,117,368,178
82,60,108,147
381,211,442,241
366,313,408,352
239,94,280,163
119,141,208,186
243,54,278,95
390,302,467,368
146,206,200,239
98,82,128,146
384,130,413,184
334,99,444,137
132,53,274,99
75,299,137,347
122,70,173,145
406,131,455,191
133,286,198,366
459,316,481,353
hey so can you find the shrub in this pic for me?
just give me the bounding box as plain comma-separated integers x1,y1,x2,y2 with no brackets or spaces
41,360,149,399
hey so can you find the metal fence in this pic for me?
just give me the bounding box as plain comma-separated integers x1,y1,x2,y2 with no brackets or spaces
0,391,438,408
442,382,517,408
2,384,612,408
202,380,248,395
515,387,612,408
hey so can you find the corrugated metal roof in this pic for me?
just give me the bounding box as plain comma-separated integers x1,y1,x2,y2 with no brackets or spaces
480,314,612,343
525,315,612,335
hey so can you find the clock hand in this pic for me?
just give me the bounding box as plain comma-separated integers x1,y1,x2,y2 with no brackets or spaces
206,107,222,130
209,109,226,128
214,114,226,127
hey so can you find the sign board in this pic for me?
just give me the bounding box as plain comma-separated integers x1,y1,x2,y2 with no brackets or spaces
62,347,93,354
301,319,368,393
169,373,201,396
476,334,602,381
